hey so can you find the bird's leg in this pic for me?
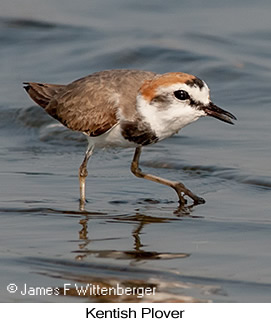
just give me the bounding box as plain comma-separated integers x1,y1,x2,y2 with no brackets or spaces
130,146,205,205
79,145,94,210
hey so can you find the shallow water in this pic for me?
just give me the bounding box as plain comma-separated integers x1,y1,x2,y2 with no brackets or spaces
1,0,271,302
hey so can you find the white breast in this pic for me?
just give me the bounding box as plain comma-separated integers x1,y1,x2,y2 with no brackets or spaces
85,123,137,148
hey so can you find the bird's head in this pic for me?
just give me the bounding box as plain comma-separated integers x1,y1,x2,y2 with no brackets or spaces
137,72,236,140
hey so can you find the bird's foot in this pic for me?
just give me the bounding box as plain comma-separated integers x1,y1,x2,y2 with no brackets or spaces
178,194,205,208
174,182,205,206
193,196,206,205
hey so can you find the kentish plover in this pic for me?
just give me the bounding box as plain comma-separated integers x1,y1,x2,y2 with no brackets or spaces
24,69,236,209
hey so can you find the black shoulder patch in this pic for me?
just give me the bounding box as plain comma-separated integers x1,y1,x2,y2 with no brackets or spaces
121,120,158,146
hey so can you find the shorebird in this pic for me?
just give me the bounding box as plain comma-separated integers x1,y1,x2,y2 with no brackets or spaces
24,69,236,208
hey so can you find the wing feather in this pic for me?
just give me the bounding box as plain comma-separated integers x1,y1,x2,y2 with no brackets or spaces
27,70,157,136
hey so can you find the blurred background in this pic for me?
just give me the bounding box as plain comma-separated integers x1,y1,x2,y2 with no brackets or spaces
1,0,271,302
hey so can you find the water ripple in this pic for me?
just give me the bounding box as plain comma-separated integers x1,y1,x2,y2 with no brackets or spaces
16,256,271,302
142,160,271,190
1,17,57,29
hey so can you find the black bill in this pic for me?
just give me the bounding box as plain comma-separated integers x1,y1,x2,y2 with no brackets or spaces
203,102,237,125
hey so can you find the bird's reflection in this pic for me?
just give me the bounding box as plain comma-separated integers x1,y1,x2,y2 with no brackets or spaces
74,210,193,263
173,201,205,218
35,203,212,302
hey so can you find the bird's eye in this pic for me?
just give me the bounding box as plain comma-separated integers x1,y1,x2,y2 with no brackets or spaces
174,90,190,100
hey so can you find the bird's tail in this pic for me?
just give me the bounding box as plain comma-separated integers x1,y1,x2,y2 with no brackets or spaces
23,82,64,108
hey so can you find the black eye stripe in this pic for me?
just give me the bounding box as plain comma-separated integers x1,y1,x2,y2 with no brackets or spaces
189,97,199,107
174,90,190,100
174,91,204,109
189,97,205,109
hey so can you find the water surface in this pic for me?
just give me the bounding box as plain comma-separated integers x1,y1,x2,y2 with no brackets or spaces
1,0,271,302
